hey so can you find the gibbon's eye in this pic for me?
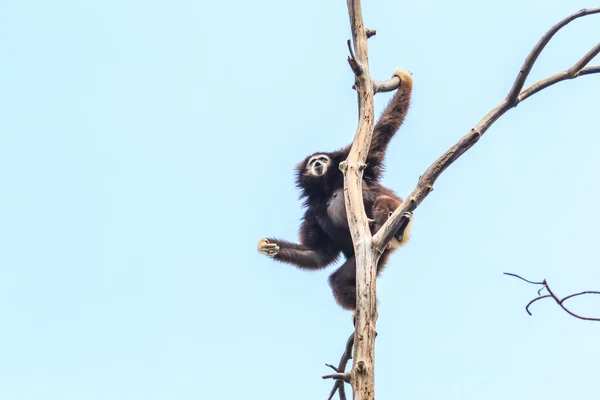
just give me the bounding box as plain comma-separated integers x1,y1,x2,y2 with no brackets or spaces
319,157,328,162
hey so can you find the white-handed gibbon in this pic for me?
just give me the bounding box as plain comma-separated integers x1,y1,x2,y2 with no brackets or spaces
258,70,413,310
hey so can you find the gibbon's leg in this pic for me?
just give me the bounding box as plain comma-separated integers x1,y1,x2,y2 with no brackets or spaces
328,257,358,310
371,195,413,251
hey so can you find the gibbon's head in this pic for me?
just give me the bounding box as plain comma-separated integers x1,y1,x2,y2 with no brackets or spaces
295,152,336,199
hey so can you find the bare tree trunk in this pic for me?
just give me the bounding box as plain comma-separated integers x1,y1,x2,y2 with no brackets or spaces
343,1,378,399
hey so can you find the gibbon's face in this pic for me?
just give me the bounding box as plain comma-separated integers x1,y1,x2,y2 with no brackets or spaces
305,154,331,178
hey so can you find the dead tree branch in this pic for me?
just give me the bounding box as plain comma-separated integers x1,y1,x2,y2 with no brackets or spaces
342,0,384,398
352,70,405,93
373,8,600,254
323,372,352,383
504,273,600,321
506,8,600,104
373,73,404,94
323,333,355,400
518,42,600,101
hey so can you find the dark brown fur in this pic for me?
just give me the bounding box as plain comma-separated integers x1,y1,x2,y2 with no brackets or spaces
371,195,410,268
262,72,413,310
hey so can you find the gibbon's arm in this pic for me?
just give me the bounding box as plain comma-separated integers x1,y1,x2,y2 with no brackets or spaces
365,69,413,182
258,212,340,270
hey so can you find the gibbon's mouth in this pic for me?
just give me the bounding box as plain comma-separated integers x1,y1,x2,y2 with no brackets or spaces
312,164,324,176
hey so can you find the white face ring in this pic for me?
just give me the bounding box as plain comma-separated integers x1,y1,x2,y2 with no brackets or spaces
307,154,330,177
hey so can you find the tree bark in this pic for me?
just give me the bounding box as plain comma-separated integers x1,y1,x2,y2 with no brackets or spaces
343,1,378,399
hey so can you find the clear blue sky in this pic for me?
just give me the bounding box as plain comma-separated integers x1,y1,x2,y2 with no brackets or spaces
0,0,599,399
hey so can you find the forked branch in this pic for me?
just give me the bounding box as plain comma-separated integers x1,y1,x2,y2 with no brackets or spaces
506,8,600,104
373,8,600,253
323,333,355,400
519,42,600,101
504,273,600,321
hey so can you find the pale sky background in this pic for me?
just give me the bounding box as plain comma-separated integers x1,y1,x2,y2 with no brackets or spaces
1,0,599,399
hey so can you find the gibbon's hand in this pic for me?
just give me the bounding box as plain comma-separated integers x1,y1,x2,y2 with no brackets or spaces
257,238,279,257
394,211,413,243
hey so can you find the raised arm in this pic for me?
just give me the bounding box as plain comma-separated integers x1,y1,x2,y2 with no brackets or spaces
257,211,340,270
365,69,413,181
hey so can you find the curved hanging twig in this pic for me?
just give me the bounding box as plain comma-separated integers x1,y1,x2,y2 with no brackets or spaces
504,273,600,321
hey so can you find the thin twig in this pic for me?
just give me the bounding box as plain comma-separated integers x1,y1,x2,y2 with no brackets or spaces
544,282,600,322
324,332,355,400
354,68,409,93
526,295,551,315
505,272,600,321
503,272,545,285
325,364,339,372
373,69,409,94
569,42,600,73
579,65,600,76
561,291,600,303
328,382,343,400
346,39,356,62
323,372,352,382
346,39,362,75
519,44,600,101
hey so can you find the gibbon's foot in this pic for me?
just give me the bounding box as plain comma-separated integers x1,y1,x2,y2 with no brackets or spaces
257,238,279,257
394,211,413,243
